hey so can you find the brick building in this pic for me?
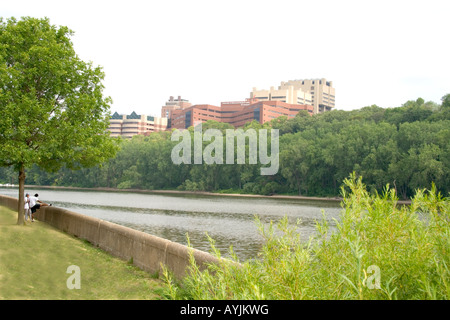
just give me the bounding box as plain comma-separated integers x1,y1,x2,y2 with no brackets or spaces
170,98,313,129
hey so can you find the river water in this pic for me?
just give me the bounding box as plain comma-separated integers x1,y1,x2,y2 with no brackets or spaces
0,187,342,261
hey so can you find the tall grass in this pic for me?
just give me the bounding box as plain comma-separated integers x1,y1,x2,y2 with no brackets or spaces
161,173,450,300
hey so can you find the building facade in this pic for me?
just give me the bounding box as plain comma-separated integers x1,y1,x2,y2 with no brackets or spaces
108,111,168,138
161,96,191,118
251,78,335,114
169,99,313,129
160,78,334,130
251,85,313,106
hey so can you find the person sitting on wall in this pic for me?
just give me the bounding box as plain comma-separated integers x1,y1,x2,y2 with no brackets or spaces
29,193,52,222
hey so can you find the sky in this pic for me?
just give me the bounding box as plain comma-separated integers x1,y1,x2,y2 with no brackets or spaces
3,0,450,116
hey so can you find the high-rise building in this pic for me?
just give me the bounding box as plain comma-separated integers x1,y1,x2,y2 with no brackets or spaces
251,78,335,114
281,78,335,113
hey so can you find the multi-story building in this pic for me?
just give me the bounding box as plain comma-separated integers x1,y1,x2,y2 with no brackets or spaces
108,111,168,138
162,78,333,129
161,96,191,118
251,78,335,114
221,99,313,127
281,78,335,113
251,85,313,106
169,99,313,129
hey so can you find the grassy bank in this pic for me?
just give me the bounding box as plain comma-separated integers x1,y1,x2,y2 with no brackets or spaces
0,206,164,300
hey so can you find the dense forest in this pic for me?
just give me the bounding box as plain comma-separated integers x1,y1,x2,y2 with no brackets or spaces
1,95,449,199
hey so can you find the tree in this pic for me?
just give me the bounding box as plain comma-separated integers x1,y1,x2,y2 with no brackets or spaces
0,17,118,224
279,134,312,195
440,94,450,120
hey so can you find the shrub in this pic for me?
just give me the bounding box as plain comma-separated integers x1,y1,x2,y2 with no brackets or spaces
161,174,449,300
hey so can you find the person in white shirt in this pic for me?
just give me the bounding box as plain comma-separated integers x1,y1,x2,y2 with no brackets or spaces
24,193,32,222
29,193,51,222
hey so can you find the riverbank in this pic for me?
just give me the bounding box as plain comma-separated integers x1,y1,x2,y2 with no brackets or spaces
21,184,343,202
17,184,412,205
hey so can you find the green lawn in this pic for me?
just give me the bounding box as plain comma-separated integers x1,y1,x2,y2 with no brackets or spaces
0,206,164,300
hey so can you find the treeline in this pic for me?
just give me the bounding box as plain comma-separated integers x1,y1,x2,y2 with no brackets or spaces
1,95,449,199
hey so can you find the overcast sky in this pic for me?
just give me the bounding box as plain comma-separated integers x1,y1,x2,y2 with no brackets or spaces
3,0,450,116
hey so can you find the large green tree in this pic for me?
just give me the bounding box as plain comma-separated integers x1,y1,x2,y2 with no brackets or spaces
0,17,118,224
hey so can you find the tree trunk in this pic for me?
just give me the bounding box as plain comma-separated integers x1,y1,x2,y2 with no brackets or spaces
17,163,25,225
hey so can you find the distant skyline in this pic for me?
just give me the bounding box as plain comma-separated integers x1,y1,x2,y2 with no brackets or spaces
3,0,450,116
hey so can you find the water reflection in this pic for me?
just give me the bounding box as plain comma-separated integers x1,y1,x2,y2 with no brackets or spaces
0,188,342,261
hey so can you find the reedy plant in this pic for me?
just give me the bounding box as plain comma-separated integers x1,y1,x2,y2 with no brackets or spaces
161,173,449,300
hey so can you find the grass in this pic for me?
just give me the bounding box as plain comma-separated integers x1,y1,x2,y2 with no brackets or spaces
0,206,165,300
161,174,450,300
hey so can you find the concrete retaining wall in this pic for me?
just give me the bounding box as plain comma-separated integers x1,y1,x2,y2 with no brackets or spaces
0,195,220,279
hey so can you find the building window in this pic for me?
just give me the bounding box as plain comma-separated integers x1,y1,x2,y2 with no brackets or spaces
253,108,260,121
185,111,192,129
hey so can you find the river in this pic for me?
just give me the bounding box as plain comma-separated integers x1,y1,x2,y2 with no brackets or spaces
0,187,342,261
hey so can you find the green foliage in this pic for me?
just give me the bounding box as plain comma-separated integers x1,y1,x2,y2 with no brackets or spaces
160,174,450,300
1,93,449,200
0,17,118,223
0,17,118,171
